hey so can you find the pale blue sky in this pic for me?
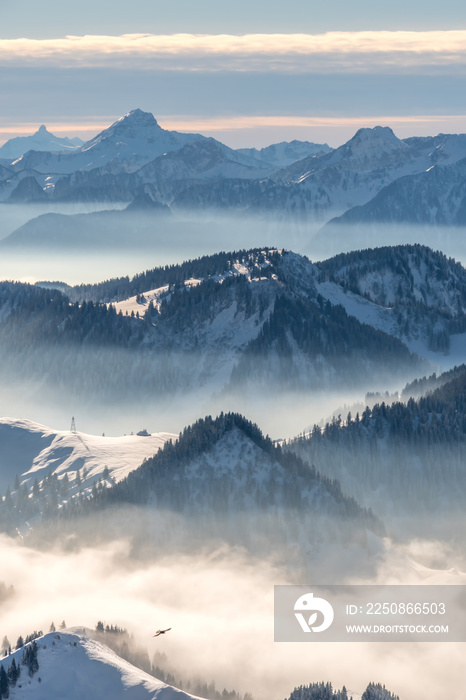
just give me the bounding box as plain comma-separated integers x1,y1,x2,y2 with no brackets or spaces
1,0,465,148
1,0,465,36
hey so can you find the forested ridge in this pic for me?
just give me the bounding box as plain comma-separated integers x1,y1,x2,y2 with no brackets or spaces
0,249,427,401
60,413,381,533
66,248,282,303
289,366,466,521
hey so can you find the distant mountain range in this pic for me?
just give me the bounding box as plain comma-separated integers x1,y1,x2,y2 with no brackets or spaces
320,156,466,230
0,124,82,160
2,109,466,232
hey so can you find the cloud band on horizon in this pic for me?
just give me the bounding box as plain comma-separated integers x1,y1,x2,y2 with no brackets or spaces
2,31,466,72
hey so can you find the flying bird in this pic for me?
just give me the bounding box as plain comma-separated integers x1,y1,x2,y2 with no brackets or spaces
153,628,171,637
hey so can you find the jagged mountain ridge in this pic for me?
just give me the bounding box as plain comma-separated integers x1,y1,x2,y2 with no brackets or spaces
320,156,466,229
171,126,466,220
1,110,275,204
4,113,466,229
0,125,82,160
7,110,207,176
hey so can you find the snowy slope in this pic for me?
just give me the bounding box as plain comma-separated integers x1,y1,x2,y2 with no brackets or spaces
110,280,200,317
403,132,466,167
9,110,206,175
2,630,203,700
174,126,466,222
0,417,175,493
0,125,82,160
321,156,466,228
316,244,466,364
236,139,332,168
262,126,435,217
171,126,438,219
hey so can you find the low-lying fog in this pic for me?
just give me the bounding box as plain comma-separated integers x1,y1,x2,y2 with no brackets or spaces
0,381,401,441
0,205,323,284
1,202,466,700
0,531,465,700
1,204,466,285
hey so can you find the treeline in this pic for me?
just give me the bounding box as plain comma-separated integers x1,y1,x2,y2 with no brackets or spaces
0,635,40,699
68,249,282,303
229,293,422,390
93,622,254,700
289,367,466,519
59,413,382,536
0,466,111,535
301,368,466,448
0,282,141,350
400,364,466,400
286,681,399,700
320,243,466,307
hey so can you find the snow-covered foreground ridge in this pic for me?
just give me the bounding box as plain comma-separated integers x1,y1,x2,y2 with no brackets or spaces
0,417,175,493
1,629,203,700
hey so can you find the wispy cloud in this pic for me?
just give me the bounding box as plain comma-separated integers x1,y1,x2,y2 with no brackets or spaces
158,114,466,131
1,31,466,72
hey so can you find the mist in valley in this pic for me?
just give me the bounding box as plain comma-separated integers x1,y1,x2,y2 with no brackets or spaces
0,204,325,284
1,519,466,700
2,202,466,294
0,349,425,440
307,221,466,268
1,201,466,700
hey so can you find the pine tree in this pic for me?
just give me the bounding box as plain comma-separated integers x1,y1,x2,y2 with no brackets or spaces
7,659,19,687
0,666,8,698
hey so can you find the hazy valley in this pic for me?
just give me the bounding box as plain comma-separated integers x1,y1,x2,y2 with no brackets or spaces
1,111,466,700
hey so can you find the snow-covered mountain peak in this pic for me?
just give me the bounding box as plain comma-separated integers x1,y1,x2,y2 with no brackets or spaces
352,125,399,143
81,109,163,151
0,126,82,160
117,108,159,127
1,629,203,700
335,125,412,168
